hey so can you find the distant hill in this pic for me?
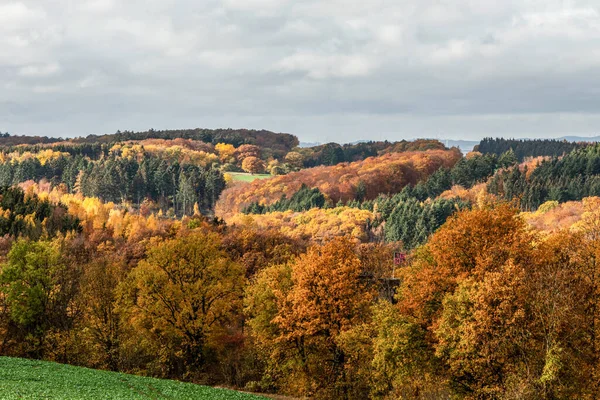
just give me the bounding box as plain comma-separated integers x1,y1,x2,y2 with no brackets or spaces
0,356,266,399
299,141,321,148
216,148,462,219
558,135,600,142
0,133,63,146
440,139,479,153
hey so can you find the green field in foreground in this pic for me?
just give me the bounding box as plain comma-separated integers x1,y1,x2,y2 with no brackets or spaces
0,357,266,400
227,173,272,182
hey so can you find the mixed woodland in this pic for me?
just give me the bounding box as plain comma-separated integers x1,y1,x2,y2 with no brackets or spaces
0,128,599,399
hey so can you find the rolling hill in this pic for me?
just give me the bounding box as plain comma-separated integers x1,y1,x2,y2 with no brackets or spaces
0,357,266,400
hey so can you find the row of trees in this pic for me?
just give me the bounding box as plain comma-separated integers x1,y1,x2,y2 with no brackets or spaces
296,139,446,168
72,128,299,160
475,137,586,161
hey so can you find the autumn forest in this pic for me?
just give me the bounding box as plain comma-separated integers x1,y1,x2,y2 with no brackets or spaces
0,128,599,399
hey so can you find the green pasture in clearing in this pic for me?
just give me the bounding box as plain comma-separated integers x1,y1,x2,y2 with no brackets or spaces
0,357,267,400
228,173,272,183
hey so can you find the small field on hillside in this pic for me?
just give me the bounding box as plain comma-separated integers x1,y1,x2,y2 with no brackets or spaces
0,357,266,400
228,172,272,182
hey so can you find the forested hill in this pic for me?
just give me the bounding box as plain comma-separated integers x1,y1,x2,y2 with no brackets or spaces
0,132,62,146
70,128,300,158
0,128,300,160
475,137,589,160
488,142,600,210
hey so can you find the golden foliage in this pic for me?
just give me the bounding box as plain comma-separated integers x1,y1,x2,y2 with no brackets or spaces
227,207,374,243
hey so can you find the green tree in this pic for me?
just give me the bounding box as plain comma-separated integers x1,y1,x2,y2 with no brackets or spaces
0,239,79,358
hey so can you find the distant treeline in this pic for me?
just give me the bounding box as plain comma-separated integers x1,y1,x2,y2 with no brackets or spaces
488,143,600,210
0,132,63,146
73,128,299,159
475,137,587,160
297,139,446,168
6,143,106,159
0,128,300,160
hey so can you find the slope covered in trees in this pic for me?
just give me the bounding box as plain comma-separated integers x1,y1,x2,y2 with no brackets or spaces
216,148,462,219
488,143,600,210
0,147,225,216
238,151,499,250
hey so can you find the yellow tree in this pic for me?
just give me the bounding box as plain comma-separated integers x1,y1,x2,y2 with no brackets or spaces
119,231,244,378
215,143,237,163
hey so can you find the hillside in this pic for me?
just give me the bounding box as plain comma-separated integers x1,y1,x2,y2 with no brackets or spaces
216,148,462,219
0,357,266,400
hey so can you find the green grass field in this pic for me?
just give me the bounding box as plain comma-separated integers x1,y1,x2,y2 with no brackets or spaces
0,357,266,400
227,173,272,183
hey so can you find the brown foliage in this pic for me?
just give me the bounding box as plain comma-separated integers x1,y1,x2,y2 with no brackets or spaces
241,156,266,174
221,227,304,277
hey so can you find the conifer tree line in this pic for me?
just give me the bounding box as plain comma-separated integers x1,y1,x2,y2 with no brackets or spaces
488,143,600,210
476,137,587,161
0,148,225,216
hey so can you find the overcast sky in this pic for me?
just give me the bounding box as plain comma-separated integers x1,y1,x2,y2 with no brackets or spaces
1,0,600,143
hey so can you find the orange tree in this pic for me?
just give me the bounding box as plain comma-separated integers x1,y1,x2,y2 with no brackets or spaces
248,237,377,399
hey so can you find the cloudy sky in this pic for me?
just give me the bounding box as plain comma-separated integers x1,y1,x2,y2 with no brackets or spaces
1,0,600,143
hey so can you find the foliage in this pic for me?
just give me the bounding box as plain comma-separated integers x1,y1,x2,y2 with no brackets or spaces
228,207,374,243
297,139,447,168
384,197,470,249
72,128,299,160
247,238,377,399
0,186,80,239
241,157,266,174
0,149,226,216
0,239,80,358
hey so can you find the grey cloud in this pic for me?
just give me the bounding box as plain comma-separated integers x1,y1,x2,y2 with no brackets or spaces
1,0,600,142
